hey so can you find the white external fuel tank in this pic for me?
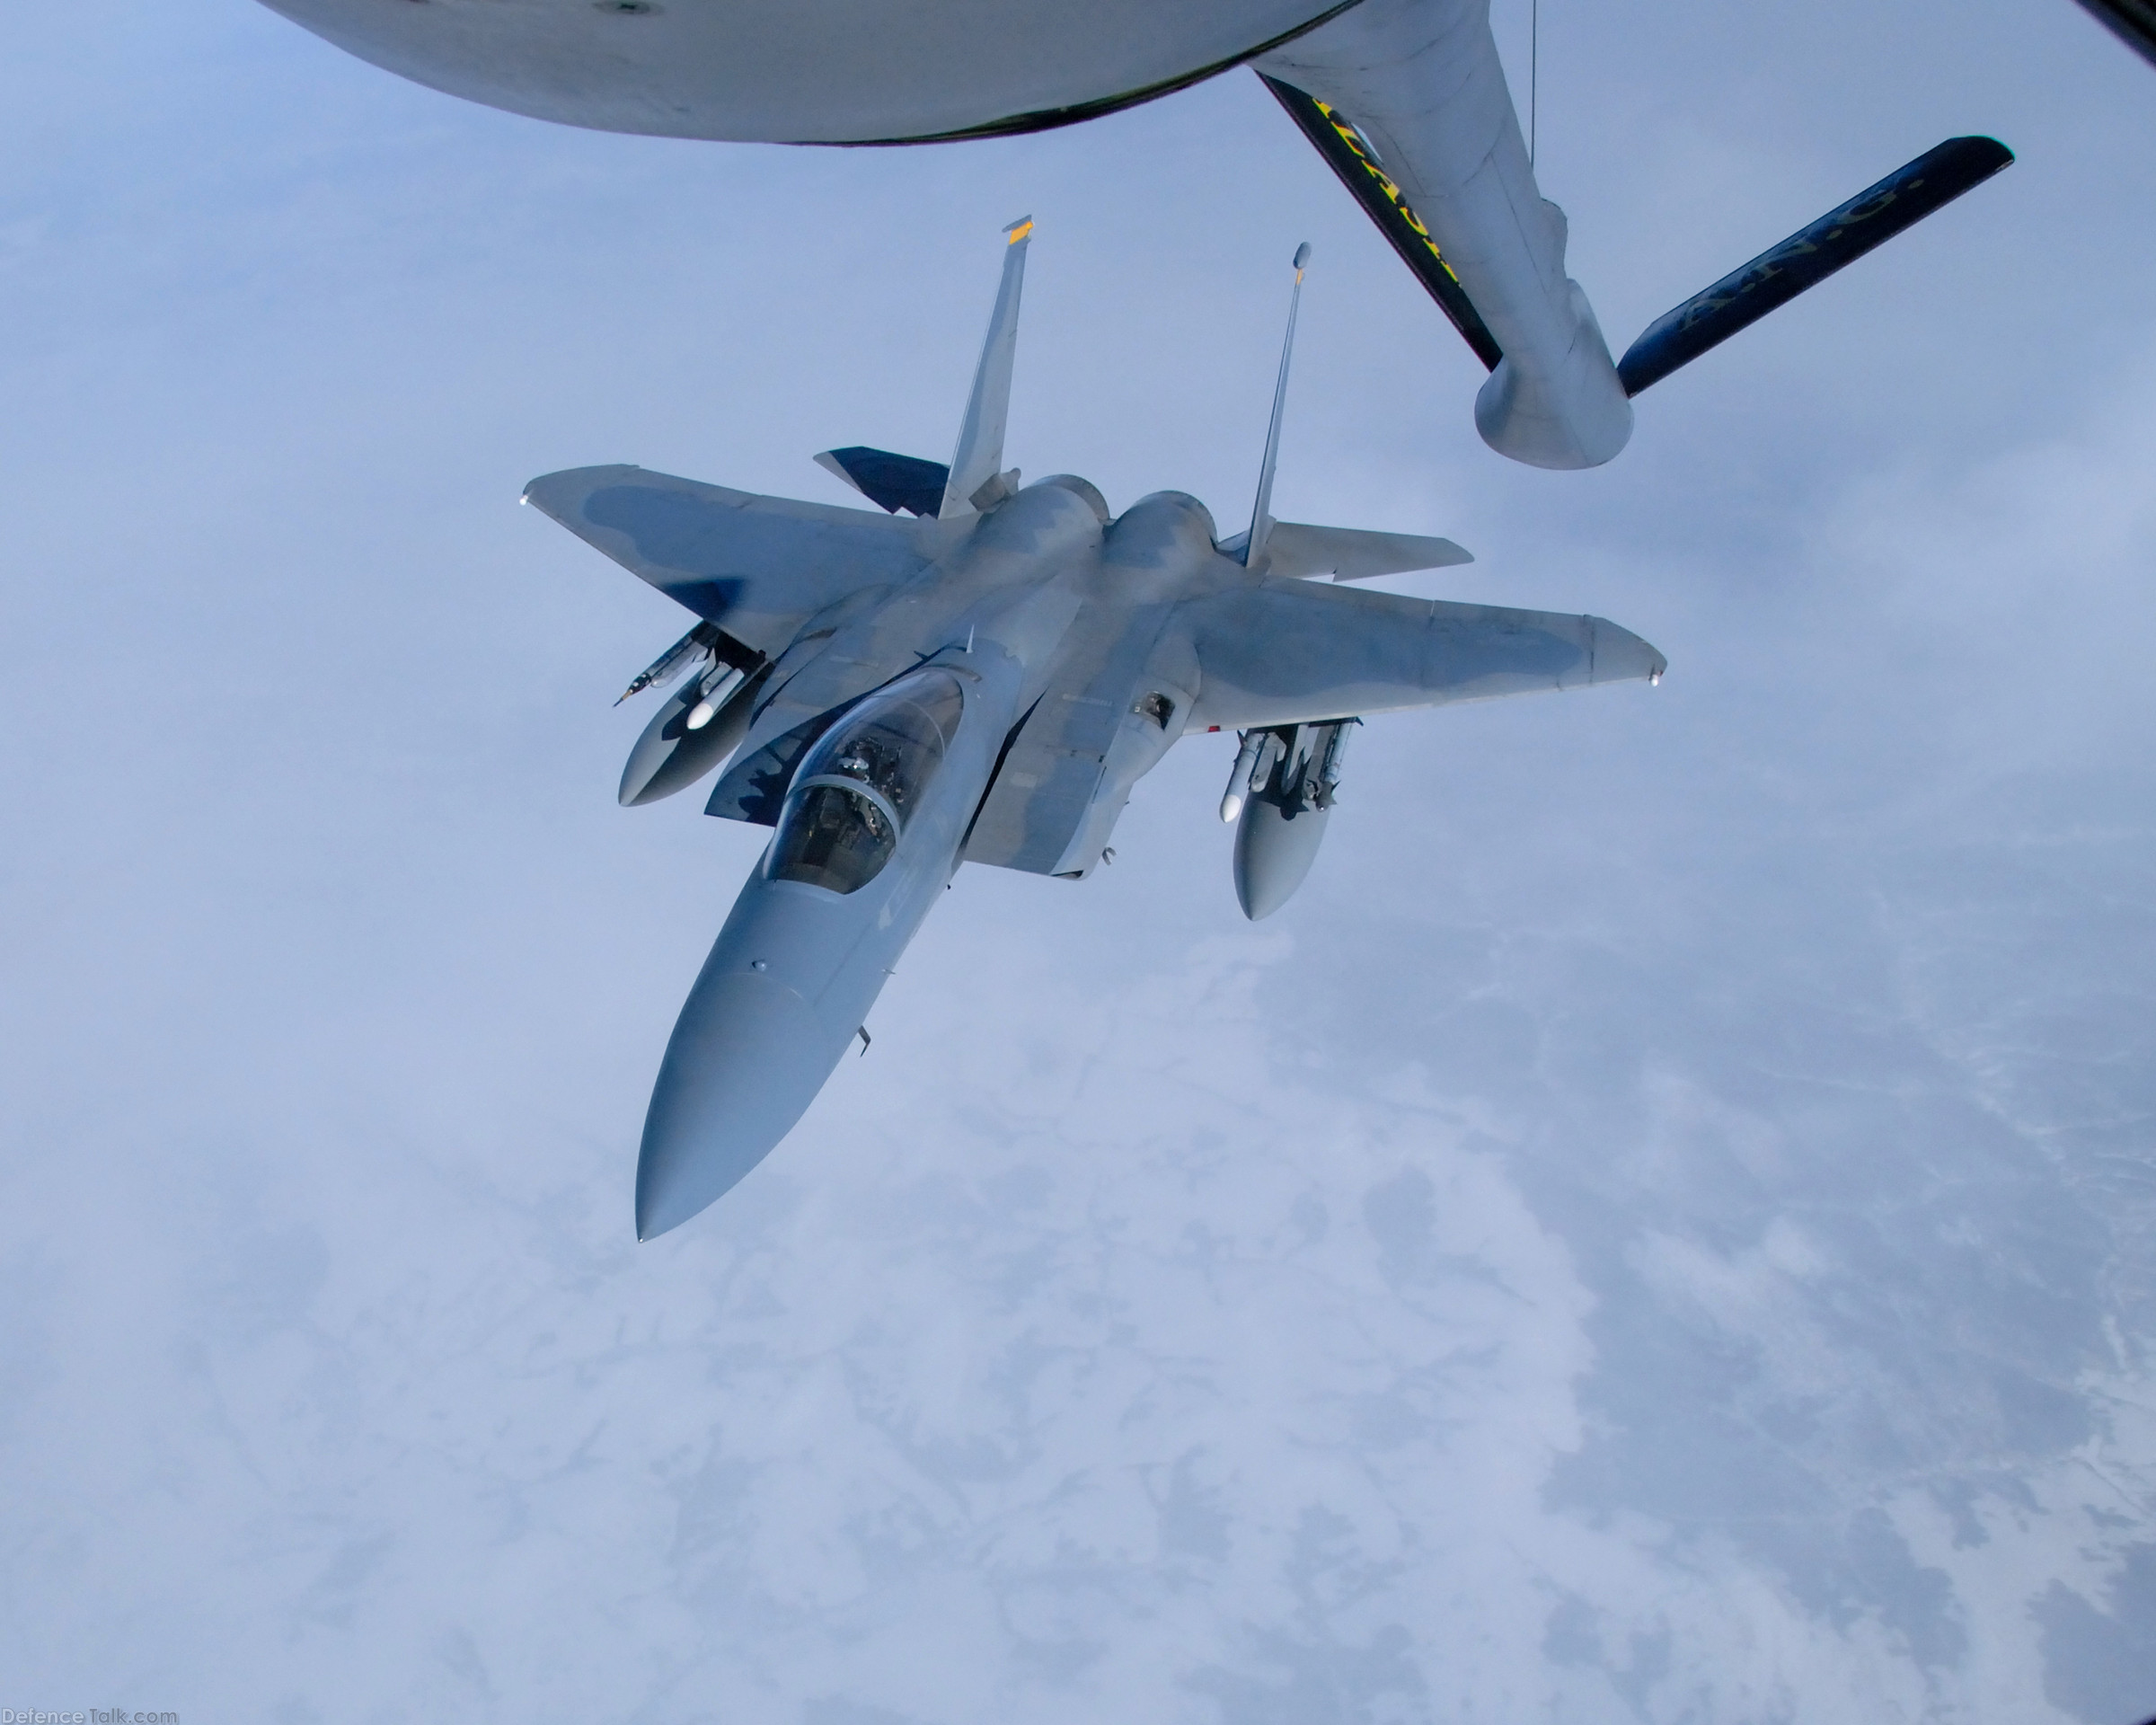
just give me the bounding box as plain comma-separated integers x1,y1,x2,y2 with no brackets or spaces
620,659,763,807
1230,721,1353,919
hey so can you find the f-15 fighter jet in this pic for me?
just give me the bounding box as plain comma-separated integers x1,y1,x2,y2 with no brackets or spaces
526,222,1664,1240
262,0,2011,469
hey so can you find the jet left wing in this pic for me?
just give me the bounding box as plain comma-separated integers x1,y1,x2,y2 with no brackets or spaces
1182,577,1663,731
524,464,930,659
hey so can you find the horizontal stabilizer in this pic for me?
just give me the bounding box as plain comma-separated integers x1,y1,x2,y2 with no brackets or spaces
1618,136,2014,396
813,447,950,518
1263,521,1472,581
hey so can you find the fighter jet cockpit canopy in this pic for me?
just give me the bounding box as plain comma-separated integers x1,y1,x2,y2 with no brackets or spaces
769,669,968,895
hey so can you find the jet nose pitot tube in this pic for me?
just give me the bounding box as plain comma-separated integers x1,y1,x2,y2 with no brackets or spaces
1232,720,1356,920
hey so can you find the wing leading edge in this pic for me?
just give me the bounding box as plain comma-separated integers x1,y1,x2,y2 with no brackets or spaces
524,464,929,659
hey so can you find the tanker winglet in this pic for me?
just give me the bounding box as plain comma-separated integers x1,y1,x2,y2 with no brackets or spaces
939,217,1033,518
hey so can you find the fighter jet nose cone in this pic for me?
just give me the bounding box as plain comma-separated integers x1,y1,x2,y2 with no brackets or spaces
634,968,838,1239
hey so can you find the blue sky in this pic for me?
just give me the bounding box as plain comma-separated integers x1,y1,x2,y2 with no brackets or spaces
4,3,2155,1721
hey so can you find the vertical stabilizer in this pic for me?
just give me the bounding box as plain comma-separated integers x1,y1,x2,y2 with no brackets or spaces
940,217,1033,518
1243,242,1311,569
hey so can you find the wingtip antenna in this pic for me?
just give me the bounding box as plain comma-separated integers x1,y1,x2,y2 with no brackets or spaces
1244,243,1312,569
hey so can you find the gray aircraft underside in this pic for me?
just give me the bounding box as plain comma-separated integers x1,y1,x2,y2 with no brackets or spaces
260,0,2015,470
526,226,1664,1238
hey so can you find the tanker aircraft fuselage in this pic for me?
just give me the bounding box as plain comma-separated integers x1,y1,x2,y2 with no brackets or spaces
527,226,1665,1237
259,0,2012,472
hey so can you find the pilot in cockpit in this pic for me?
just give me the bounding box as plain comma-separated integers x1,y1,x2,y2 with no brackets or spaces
832,739,907,812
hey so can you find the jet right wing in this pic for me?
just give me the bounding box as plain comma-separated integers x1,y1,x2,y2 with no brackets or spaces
524,464,930,659
1181,577,1663,731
